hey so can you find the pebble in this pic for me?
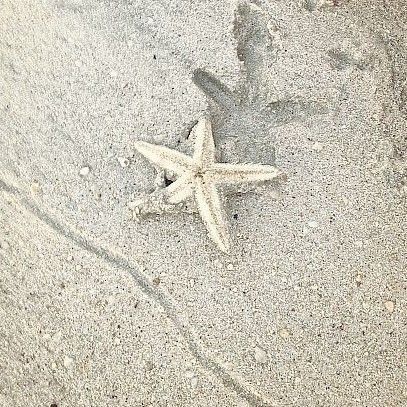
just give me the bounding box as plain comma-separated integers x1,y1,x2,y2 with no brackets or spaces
190,376,198,390
118,157,129,167
279,328,290,339
384,300,395,313
79,166,90,177
63,355,74,368
93,189,102,200
226,263,234,271
254,346,267,364
114,337,121,345
312,141,324,152
30,181,41,195
355,274,363,287
110,70,118,78
307,220,319,228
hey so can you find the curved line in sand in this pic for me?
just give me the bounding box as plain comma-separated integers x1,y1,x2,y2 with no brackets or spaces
0,179,273,407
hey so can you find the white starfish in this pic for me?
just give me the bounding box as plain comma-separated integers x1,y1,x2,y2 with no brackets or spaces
134,118,283,253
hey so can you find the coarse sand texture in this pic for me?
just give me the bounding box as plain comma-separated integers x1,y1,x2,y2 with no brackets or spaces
0,1,406,406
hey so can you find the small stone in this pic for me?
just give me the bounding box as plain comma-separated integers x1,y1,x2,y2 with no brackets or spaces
307,220,319,228
30,181,41,195
63,355,74,368
311,141,324,152
114,337,121,345
93,189,102,200
79,166,90,177
110,70,118,78
279,328,290,339
355,274,362,287
254,346,267,364
384,300,395,313
118,157,129,167
152,277,161,286
226,263,234,271
190,376,198,390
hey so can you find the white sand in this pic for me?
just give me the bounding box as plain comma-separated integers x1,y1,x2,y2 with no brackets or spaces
1,0,406,406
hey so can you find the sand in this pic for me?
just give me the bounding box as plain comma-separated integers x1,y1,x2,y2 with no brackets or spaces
0,0,406,406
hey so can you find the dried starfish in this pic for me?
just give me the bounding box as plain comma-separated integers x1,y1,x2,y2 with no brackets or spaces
134,118,283,253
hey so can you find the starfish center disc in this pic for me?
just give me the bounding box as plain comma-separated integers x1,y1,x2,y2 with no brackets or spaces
191,165,206,178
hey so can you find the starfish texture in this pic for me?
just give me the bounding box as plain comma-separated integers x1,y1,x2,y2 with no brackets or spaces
134,118,283,253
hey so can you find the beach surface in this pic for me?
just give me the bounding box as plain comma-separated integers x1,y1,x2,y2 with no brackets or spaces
1,0,406,406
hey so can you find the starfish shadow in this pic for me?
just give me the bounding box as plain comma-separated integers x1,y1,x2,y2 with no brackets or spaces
193,1,329,164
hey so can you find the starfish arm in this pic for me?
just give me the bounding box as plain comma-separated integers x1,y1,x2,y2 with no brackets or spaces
210,163,282,184
195,177,230,253
165,174,193,204
135,141,193,175
192,118,216,165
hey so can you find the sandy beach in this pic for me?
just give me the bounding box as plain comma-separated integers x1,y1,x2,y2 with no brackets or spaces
1,0,406,406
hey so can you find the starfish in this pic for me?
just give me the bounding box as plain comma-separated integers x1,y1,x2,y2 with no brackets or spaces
134,118,283,253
